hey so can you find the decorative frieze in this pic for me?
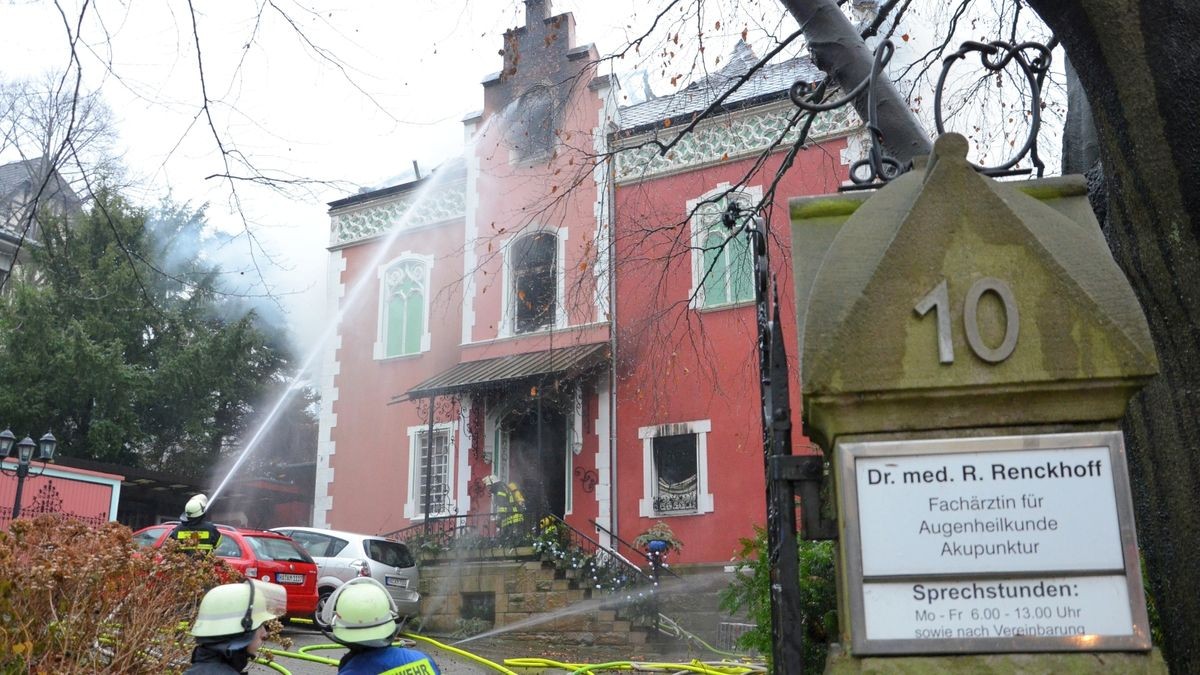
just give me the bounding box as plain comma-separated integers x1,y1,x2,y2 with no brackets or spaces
331,180,466,246
613,104,860,184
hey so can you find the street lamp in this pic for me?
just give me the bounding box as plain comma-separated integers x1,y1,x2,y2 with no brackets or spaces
0,430,57,520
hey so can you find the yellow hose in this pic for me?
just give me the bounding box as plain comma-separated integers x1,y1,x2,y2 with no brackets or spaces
401,632,520,675
258,646,340,666
253,657,293,674
505,657,759,674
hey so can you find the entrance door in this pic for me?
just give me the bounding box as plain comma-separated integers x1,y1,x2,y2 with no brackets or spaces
506,403,567,520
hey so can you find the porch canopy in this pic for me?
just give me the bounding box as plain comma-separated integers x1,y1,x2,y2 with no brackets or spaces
397,342,610,402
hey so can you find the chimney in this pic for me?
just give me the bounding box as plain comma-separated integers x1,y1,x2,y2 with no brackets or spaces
525,0,551,28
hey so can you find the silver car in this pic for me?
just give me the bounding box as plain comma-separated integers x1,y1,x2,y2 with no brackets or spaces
271,526,420,618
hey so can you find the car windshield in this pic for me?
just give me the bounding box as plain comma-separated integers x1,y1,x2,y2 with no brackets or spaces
245,536,313,563
364,539,414,568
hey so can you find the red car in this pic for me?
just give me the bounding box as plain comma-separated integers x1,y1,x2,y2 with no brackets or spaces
133,523,320,618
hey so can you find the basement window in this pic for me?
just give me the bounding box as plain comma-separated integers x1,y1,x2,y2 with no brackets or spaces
461,592,496,624
510,231,558,334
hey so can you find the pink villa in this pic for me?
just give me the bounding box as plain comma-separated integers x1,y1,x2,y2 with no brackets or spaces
315,1,858,565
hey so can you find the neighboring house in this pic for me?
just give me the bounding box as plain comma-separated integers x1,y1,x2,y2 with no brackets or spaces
0,458,122,530
0,158,81,283
317,0,859,564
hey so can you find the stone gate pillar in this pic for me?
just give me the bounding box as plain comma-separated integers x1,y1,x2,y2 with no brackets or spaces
791,133,1165,671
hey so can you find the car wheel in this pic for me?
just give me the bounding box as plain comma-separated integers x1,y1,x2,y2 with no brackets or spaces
314,587,334,625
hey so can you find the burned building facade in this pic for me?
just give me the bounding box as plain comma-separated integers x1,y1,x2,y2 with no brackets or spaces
317,1,858,563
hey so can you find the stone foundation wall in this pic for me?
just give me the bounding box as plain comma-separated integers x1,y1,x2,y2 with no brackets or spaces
416,552,647,647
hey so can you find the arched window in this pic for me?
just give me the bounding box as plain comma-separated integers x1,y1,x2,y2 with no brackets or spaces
378,257,430,358
510,231,558,334
692,192,755,308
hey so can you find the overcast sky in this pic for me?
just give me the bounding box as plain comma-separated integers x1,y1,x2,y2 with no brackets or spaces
0,0,802,368
0,0,1059,379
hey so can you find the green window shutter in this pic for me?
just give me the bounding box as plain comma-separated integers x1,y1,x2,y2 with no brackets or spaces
701,228,728,307
729,229,755,302
404,290,424,354
386,293,407,357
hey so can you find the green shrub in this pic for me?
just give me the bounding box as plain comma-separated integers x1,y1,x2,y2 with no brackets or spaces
719,527,837,672
0,515,239,674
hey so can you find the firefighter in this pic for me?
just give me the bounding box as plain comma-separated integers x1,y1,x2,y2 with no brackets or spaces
483,474,526,543
169,493,222,555
185,579,286,674
319,577,442,674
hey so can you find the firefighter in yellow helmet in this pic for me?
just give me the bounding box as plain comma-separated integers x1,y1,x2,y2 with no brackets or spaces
483,474,526,544
185,579,286,674
317,577,441,674
169,493,222,555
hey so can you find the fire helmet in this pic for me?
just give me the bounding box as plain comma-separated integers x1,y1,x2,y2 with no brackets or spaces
191,579,286,647
184,493,209,519
482,475,499,487
320,577,399,648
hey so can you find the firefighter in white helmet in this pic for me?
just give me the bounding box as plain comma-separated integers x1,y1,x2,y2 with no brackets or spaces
169,493,222,555
185,579,286,674
318,577,441,674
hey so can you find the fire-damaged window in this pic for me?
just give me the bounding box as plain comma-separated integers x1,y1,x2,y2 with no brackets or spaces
638,420,715,517
507,86,555,161
511,231,558,334
652,434,699,514
406,423,455,518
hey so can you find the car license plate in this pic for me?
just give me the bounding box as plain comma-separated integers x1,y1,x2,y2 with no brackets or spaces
276,573,305,584
384,576,408,588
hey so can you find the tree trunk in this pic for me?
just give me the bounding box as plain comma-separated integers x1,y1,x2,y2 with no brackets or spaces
779,0,932,163
1026,1,1200,668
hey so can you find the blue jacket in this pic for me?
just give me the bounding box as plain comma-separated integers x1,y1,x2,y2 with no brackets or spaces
338,646,441,675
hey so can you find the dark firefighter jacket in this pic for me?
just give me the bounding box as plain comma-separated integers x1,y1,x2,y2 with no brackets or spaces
493,482,526,529
169,518,222,554
183,643,250,674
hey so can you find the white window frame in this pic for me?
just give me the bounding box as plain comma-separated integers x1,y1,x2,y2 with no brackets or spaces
499,227,568,338
374,252,434,360
638,419,714,518
404,421,458,519
687,183,762,310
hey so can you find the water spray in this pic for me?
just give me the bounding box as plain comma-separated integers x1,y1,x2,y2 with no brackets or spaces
207,117,498,509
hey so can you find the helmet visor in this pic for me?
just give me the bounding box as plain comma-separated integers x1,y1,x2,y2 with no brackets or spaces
251,580,288,628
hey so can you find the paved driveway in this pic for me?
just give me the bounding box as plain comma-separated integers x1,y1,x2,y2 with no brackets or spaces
250,625,545,675
248,623,711,675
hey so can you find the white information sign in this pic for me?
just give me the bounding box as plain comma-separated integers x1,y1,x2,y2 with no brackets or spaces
863,575,1134,641
856,446,1123,576
837,432,1151,655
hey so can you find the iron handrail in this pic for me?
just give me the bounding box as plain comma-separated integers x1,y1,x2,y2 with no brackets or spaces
590,518,684,581
590,518,645,563
540,514,650,584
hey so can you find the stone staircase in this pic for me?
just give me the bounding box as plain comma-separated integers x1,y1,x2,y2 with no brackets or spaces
416,547,650,647
416,548,744,651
